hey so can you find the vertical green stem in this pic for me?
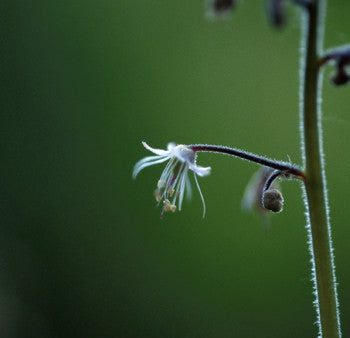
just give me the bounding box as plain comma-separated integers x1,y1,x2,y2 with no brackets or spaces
301,1,341,337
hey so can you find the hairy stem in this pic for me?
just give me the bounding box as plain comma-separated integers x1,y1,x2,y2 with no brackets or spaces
300,1,341,337
190,144,305,179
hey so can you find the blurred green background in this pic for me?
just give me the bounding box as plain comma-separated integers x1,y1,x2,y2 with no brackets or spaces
3,1,350,337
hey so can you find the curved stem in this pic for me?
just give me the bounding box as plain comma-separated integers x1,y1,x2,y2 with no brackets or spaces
300,1,341,337
190,144,305,179
263,170,283,192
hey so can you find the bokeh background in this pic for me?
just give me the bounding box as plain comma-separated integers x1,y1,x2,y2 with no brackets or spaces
3,1,350,337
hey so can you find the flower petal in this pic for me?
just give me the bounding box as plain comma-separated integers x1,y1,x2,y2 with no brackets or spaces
185,175,192,200
177,167,189,211
167,142,176,151
193,173,207,218
142,142,171,156
189,164,211,177
159,157,177,184
132,156,170,179
134,155,165,167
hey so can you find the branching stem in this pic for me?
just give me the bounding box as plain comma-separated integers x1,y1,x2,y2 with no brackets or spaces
300,1,341,337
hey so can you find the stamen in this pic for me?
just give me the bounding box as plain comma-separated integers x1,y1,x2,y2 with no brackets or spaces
163,199,177,213
178,168,188,211
154,189,163,203
157,179,166,189
171,163,185,206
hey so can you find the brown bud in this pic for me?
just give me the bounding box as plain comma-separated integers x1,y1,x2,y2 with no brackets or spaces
332,64,350,86
267,0,287,29
321,46,350,86
242,167,280,216
208,0,236,17
262,189,284,213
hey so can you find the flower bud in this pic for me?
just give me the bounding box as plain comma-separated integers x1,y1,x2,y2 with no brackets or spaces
262,189,284,213
208,0,236,18
242,167,279,216
321,46,350,86
332,64,350,86
267,0,287,29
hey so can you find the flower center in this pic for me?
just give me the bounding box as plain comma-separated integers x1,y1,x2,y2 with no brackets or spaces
174,145,195,164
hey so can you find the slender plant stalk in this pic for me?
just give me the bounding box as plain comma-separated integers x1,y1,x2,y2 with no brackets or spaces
300,1,341,337
190,144,305,178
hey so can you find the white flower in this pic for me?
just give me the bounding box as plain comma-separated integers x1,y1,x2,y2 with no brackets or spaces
133,142,211,217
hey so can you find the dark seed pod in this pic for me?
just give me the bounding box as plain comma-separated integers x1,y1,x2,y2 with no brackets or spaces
262,189,284,213
213,0,235,12
208,0,236,17
321,46,350,86
332,64,350,86
267,0,287,29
